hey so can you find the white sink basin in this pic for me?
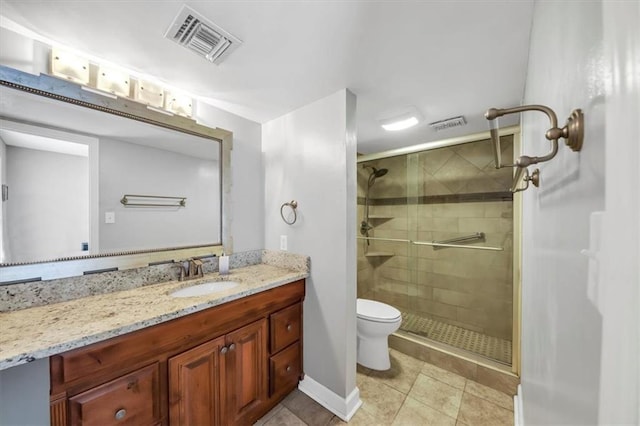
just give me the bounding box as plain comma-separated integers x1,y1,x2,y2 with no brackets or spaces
170,281,240,298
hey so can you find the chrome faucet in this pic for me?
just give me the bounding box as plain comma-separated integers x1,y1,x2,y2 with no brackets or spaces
174,258,204,281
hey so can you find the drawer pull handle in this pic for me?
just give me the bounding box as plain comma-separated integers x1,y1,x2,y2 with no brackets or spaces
228,343,236,351
286,324,292,331
115,409,127,420
286,365,292,372
220,346,228,354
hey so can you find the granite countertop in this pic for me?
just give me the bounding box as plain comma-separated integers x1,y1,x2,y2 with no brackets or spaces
0,263,308,370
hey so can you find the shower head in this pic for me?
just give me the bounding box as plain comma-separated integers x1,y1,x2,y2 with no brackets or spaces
367,167,388,187
371,167,388,178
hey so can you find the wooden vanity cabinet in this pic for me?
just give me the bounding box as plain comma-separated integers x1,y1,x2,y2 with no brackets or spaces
69,363,161,426
50,280,304,426
168,319,268,426
224,319,269,424
268,303,303,399
168,336,225,426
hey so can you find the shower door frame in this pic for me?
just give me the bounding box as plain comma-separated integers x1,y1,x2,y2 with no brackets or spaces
357,125,522,376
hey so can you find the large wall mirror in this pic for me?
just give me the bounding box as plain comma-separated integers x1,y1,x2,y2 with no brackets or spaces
0,66,231,283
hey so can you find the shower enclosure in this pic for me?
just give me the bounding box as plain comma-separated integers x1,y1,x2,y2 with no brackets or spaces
357,128,519,368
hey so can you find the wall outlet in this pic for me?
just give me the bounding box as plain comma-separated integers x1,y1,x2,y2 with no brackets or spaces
280,235,287,251
105,211,115,224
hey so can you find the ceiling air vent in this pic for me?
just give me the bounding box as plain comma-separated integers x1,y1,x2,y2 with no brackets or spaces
165,5,242,65
428,116,467,132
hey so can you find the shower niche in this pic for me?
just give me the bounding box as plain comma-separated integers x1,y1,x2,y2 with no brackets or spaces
357,130,518,367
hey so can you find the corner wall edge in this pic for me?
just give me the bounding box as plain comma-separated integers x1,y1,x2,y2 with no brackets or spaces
298,375,362,421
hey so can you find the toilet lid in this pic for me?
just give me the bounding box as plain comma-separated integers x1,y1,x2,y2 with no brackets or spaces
357,299,401,322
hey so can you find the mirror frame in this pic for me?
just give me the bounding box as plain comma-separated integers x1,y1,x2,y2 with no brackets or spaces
0,65,232,283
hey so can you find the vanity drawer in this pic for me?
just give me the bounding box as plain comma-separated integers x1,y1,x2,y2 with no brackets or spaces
69,363,161,426
270,303,301,353
269,341,301,396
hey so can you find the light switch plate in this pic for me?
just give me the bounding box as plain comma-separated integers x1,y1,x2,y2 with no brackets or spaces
280,235,287,251
105,211,115,224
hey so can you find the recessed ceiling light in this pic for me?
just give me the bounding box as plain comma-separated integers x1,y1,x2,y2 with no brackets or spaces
379,106,423,131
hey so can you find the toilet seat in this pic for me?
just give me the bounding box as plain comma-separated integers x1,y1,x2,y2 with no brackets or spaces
357,299,401,323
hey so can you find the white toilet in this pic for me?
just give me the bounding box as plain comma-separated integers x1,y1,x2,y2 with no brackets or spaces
356,298,402,370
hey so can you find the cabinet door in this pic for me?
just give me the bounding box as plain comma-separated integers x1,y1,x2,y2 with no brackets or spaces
68,363,161,426
168,336,227,426
225,318,268,425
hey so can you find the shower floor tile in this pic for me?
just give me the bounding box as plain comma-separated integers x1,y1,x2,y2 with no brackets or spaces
400,311,512,364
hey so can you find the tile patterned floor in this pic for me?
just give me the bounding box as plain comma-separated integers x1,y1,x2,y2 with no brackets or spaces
400,311,512,365
255,348,514,426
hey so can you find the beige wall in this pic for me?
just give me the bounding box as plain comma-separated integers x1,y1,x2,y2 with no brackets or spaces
357,136,514,340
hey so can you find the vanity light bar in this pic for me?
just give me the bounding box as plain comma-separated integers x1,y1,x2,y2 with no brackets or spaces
96,64,130,97
134,80,164,108
165,91,193,117
48,47,193,117
50,47,90,85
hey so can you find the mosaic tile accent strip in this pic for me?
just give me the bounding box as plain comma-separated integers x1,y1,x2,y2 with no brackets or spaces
400,310,512,365
357,191,513,206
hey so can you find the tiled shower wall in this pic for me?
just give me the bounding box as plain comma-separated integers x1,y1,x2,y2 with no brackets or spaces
357,137,514,340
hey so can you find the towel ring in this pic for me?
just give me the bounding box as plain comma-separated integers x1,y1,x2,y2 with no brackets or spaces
280,200,298,225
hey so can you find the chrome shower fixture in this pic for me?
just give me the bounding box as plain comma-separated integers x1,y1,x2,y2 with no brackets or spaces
484,104,584,193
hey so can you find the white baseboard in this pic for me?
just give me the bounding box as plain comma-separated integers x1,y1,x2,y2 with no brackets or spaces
298,375,363,421
514,384,524,426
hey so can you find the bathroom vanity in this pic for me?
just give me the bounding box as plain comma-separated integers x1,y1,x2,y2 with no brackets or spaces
0,261,308,426
50,280,304,426
0,65,309,425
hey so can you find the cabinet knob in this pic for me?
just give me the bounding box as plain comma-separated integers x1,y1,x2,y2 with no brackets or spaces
286,365,292,372
220,346,228,354
286,324,292,331
114,409,127,420
228,343,236,351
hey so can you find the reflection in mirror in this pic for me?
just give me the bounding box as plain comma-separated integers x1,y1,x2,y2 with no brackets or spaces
0,85,221,265
0,119,97,263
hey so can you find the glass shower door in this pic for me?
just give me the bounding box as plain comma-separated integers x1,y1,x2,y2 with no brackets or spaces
357,134,516,366
357,154,410,317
